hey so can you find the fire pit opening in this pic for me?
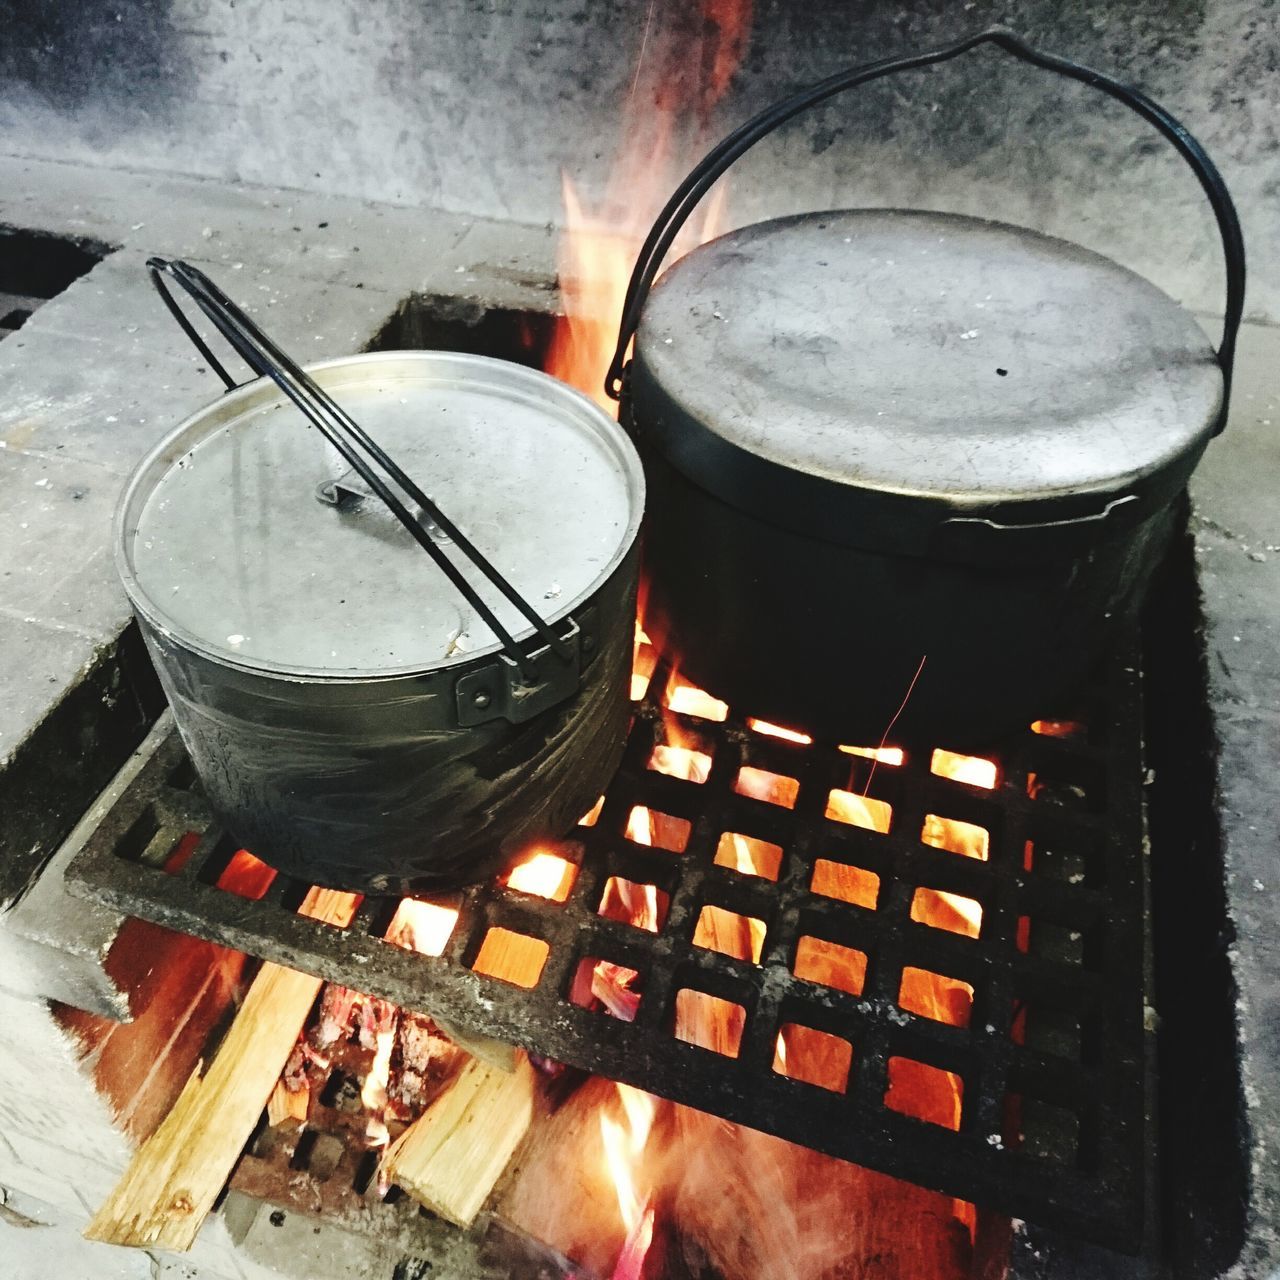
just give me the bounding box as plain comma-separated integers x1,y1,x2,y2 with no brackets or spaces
368,292,558,369
0,226,110,339
1140,516,1249,1278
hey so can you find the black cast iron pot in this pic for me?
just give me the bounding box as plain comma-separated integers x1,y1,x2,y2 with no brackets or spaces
610,29,1244,745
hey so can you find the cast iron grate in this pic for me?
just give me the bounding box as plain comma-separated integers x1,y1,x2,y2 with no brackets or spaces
66,633,1148,1250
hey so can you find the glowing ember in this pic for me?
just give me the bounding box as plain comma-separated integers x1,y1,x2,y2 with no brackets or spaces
736,766,799,808
215,848,277,899
922,813,991,861
912,887,983,939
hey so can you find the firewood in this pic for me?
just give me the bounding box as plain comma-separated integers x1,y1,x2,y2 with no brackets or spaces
266,1079,309,1127
84,888,359,1251
427,1013,516,1074
380,1051,536,1227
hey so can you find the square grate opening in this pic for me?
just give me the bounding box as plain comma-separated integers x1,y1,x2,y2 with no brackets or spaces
66,632,1149,1250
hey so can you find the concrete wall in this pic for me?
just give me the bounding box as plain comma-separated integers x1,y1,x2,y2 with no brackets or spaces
1,1,1277,314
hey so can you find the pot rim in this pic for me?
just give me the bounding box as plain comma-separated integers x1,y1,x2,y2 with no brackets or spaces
115,350,645,682
629,208,1221,564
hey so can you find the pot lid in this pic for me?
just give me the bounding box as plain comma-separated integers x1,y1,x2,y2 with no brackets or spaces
118,351,643,678
630,209,1222,561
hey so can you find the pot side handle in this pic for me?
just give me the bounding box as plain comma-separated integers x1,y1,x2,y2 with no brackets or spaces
605,25,1246,436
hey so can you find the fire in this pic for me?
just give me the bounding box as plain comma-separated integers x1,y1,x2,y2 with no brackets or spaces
840,744,906,766
505,850,576,902
547,141,733,418
825,787,893,834
386,898,459,957
650,742,712,782
921,750,997,931
214,848,276,899
600,1083,659,1280
601,1084,658,1230
545,0,751,416
748,718,812,744
546,182,638,415
931,749,998,790
631,624,658,701
526,0,984,1262
610,811,662,932
360,1027,396,1148
664,671,728,721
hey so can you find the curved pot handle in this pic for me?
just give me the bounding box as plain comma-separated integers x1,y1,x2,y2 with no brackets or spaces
605,26,1245,434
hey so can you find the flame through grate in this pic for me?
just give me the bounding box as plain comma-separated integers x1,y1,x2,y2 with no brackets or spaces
66,633,1149,1250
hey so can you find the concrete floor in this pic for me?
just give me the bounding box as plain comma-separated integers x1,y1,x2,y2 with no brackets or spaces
1,1186,156,1280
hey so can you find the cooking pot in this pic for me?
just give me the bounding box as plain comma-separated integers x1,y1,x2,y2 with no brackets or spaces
611,28,1244,744
117,262,644,894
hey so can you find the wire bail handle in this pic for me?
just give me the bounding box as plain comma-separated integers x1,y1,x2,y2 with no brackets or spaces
147,257,574,690
605,26,1245,434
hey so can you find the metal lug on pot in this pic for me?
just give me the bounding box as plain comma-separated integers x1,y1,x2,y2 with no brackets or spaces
454,608,596,727
315,468,448,542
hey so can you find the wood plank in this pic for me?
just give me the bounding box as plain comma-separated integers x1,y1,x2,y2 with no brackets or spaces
380,1051,536,1227
266,1078,309,1127
84,888,358,1251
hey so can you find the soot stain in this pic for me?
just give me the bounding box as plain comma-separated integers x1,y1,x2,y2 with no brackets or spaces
743,0,1210,168
0,0,192,119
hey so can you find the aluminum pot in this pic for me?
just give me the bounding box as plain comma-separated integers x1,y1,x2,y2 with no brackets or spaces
117,345,644,895
610,29,1244,744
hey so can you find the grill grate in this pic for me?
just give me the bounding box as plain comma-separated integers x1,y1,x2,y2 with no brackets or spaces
66,634,1149,1250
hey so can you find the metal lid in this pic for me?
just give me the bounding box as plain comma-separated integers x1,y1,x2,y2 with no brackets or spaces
118,351,644,678
630,209,1223,561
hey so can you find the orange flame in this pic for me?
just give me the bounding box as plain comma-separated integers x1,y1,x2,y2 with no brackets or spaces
547,163,732,415
545,0,750,412
600,1083,659,1280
